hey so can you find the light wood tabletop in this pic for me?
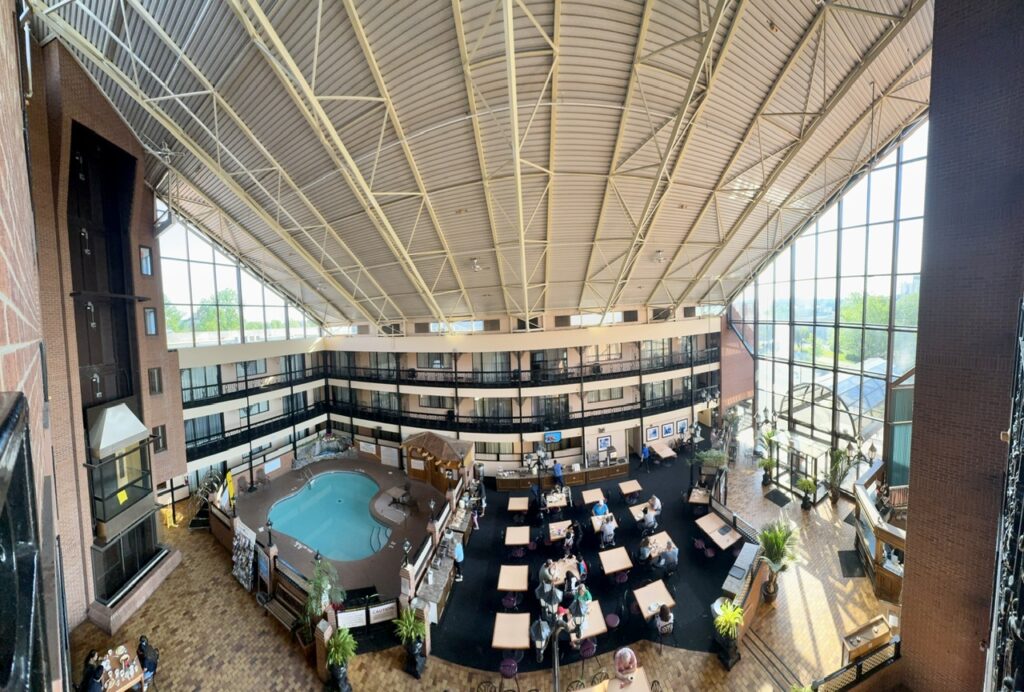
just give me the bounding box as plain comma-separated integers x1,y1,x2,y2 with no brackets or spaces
644,531,675,560
628,502,652,521
549,519,572,542
505,525,532,546
99,648,144,692
591,514,618,533
508,496,530,512
498,564,529,592
550,556,579,586
491,612,531,650
583,666,651,691
570,599,608,642
582,488,606,505
618,479,643,495
688,487,711,505
598,546,633,574
633,579,676,620
545,490,569,509
696,512,742,550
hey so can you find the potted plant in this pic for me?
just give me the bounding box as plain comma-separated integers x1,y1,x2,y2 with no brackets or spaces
713,599,743,670
298,560,345,659
796,477,816,511
394,607,427,679
824,448,851,504
757,457,774,486
326,627,357,692
757,519,798,604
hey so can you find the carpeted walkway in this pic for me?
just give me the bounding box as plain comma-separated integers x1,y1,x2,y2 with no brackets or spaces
431,451,745,674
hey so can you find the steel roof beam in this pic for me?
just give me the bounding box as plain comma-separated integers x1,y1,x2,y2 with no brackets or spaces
676,0,928,305
503,0,531,323
231,0,454,328
341,0,476,320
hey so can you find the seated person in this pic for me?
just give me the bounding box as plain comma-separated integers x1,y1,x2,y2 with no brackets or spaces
137,635,159,687
592,498,609,516
576,554,588,581
563,571,581,599
636,536,654,564
655,540,679,572
600,516,616,547
82,664,103,692
539,559,555,585
649,494,662,516
562,526,576,557
80,650,101,691
614,646,639,682
640,507,658,531
573,583,593,608
653,604,674,634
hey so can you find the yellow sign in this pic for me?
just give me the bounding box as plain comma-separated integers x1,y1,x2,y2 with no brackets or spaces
117,489,129,505
226,470,235,505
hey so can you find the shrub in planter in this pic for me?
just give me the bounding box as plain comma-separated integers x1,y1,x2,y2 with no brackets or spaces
299,560,346,659
757,519,798,605
326,627,357,692
713,599,743,670
757,458,774,486
796,477,816,511
824,448,852,504
394,607,427,679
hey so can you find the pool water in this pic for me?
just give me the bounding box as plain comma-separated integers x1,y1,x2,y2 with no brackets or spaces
268,471,391,561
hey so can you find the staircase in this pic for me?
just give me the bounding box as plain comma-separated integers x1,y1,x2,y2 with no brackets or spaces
187,469,223,532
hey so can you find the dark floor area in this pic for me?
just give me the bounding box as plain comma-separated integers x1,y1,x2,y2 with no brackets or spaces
431,451,743,673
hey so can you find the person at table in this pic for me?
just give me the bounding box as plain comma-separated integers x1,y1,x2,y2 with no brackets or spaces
655,540,679,575
539,559,555,585
576,554,588,581
592,498,609,516
614,646,640,683
653,604,674,635
563,570,581,600
553,459,564,489
82,663,103,692
600,515,616,548
636,535,655,566
640,506,658,532
137,635,159,688
79,650,101,691
649,494,662,516
562,525,576,557
573,583,593,610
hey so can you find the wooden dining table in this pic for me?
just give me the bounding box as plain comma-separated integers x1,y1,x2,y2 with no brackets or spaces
598,546,633,575
498,564,530,592
570,600,608,642
582,666,651,691
581,488,606,505
591,514,618,534
696,512,743,550
618,479,643,496
508,496,530,512
549,519,572,542
99,647,144,692
492,612,531,650
505,525,532,546
550,556,580,586
644,530,675,560
633,579,676,620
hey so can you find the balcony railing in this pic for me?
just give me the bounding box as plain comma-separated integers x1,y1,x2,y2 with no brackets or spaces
329,349,719,389
185,402,328,461
182,366,327,408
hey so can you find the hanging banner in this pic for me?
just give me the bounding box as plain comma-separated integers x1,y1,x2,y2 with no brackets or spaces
232,521,257,592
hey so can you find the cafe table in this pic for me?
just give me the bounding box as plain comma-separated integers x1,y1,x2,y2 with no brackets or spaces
508,496,530,512
492,612,531,650
546,489,569,509
633,579,676,620
505,525,532,546
498,564,529,592
598,546,633,575
696,512,742,550
550,556,579,586
570,600,608,643
100,646,144,692
628,501,657,522
549,519,572,542
591,514,618,534
582,666,652,691
618,479,643,496
645,531,674,560
581,488,606,505
688,487,711,505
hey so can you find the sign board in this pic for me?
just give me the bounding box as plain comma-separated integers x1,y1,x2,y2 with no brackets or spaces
369,601,399,624
380,446,399,467
257,548,269,582
543,431,562,444
359,441,377,455
336,607,368,629
264,457,282,475
410,458,425,470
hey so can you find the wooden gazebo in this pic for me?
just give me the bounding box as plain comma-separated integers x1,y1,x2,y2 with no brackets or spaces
401,431,474,492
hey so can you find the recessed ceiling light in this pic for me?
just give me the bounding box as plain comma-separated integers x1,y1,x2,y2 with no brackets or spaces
768,19,779,33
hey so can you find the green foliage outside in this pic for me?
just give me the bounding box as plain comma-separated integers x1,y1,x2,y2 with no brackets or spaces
164,288,288,334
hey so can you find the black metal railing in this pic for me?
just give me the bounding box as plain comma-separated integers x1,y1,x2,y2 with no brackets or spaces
182,366,327,408
185,401,328,461
811,637,901,691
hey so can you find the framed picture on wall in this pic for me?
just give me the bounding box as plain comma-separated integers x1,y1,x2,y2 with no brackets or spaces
646,427,659,441
662,422,674,438
677,419,688,435
597,435,612,451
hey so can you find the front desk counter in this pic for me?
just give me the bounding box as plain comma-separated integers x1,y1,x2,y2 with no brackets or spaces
495,460,630,491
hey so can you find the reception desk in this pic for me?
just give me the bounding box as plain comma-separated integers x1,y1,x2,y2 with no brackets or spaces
495,460,629,491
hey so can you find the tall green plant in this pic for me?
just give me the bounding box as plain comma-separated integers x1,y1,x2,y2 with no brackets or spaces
326,628,358,668
303,560,346,641
714,600,744,640
394,607,426,645
695,449,727,469
757,519,798,595
824,448,852,501
760,427,778,456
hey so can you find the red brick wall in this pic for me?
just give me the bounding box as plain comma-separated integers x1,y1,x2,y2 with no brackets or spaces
893,1,1024,689
719,315,753,410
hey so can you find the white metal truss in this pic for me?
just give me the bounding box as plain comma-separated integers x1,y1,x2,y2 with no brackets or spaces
28,0,401,326
228,0,455,329
664,0,929,307
577,0,733,314
542,0,561,313
703,48,932,304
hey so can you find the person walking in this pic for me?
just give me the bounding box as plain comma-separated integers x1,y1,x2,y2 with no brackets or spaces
453,536,465,582
553,459,564,489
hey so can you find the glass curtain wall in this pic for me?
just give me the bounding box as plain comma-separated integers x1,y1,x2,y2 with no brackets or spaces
731,122,927,469
159,215,323,347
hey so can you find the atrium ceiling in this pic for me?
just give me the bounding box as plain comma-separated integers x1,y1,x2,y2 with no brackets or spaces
30,0,932,328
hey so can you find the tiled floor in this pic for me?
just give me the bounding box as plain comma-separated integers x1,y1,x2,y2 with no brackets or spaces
70,448,886,691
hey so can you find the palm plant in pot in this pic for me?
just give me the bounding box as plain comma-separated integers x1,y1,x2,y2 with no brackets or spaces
757,519,798,604
299,559,346,658
796,477,816,511
394,607,427,679
757,457,774,486
824,447,852,504
326,627,357,692
713,599,744,670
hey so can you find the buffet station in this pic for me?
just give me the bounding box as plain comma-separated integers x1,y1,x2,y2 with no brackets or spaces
494,451,629,491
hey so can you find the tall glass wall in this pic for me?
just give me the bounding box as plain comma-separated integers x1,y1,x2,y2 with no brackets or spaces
731,121,927,478
158,207,322,348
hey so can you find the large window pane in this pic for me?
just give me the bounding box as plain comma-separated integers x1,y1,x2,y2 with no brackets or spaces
215,265,238,303
819,203,838,232
219,306,241,344
162,259,192,304
897,219,923,274
840,226,866,276
894,274,920,328
160,224,188,259
863,330,889,373
814,327,835,367
774,281,790,321
265,306,287,341
815,278,835,322
900,159,927,218
865,276,890,325
187,230,214,263
244,306,266,342
774,324,790,360
817,231,837,277
841,178,868,227
838,327,863,369
757,283,774,321
165,305,193,348
773,246,791,284
869,167,897,223
793,280,814,321
893,331,917,378
795,236,815,280
839,277,864,325
867,224,893,275
901,121,928,161
189,262,216,305
793,326,813,363
240,270,264,306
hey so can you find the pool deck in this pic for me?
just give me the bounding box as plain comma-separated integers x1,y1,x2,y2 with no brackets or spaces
234,452,444,600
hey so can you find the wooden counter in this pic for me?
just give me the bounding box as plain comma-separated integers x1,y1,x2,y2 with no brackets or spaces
842,614,891,664
586,463,629,482
495,462,627,491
